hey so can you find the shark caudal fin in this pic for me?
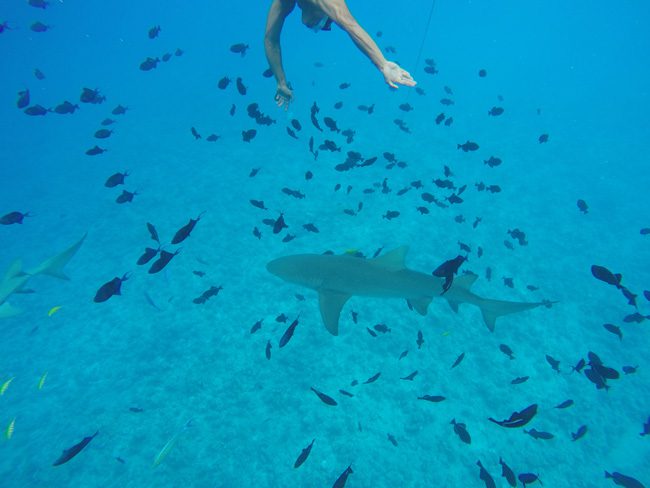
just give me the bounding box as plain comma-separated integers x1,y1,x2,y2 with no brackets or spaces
27,233,87,280
445,273,547,331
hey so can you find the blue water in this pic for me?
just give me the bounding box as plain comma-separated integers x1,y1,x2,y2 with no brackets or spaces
1,1,649,486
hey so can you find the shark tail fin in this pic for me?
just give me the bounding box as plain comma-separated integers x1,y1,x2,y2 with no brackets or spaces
447,272,546,331
28,233,87,280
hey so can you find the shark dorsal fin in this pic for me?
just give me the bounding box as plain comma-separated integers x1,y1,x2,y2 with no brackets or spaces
318,290,351,336
371,246,408,271
453,272,479,289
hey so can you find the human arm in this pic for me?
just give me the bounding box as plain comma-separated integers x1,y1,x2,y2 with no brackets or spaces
264,0,296,109
313,0,416,88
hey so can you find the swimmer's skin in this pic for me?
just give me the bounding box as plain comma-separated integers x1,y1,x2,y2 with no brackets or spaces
264,0,416,109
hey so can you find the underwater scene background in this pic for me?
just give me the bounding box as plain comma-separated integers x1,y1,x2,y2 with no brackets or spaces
1,0,649,486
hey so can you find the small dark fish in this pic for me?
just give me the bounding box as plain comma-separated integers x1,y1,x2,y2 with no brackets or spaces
33,68,45,80
265,340,272,360
279,316,299,348
451,419,471,444
273,213,288,234
339,389,354,397
477,460,496,488
572,358,586,374
499,344,515,360
30,21,50,32
363,372,381,384
511,376,529,385
302,223,319,233
94,129,112,139
161,52,172,62
0,211,30,225
129,407,144,413
230,43,249,56
571,424,587,441
546,354,560,373
457,141,479,152
250,199,267,210
293,439,315,468
136,247,159,265
603,323,623,340
519,473,542,487
418,395,445,403
433,255,465,294
623,365,638,375
488,106,504,116
229,104,236,116
416,330,424,349
53,431,98,466
489,404,538,428
555,399,574,409
585,367,609,390
440,98,454,105
148,25,161,39
94,274,129,303
538,133,549,143
236,77,247,95
262,68,273,78
323,117,340,132
53,101,79,114
577,199,588,214
147,222,160,243
383,210,400,220
387,434,398,447
139,57,159,71
16,89,30,109
171,212,204,244
250,320,263,334
286,127,298,139
524,428,554,440
604,471,645,488
591,264,622,288
484,156,502,168
24,104,49,116
148,249,179,274
206,134,220,142
339,82,351,89
451,352,465,369
499,458,517,487
190,126,201,140
217,77,231,89
332,464,353,488
249,168,260,177
111,104,127,114
85,145,107,156
29,0,49,8
242,129,257,142
435,113,445,124
399,103,413,112
478,69,487,77
310,387,337,406
116,190,137,204
401,371,418,381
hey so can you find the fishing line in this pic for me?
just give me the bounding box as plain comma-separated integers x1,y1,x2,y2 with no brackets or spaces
406,0,437,101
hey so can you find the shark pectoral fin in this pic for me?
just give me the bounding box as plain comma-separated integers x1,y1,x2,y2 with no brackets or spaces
409,297,432,315
446,299,460,313
371,246,408,271
318,291,351,336
2,259,23,282
481,309,497,332
0,302,22,319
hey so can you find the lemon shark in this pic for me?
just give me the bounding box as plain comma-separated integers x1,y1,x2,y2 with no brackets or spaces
0,233,86,319
267,246,546,335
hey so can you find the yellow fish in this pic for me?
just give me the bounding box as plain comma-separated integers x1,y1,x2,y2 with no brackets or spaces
152,418,192,467
5,418,15,440
441,331,450,337
38,372,48,390
48,306,62,317
0,377,14,396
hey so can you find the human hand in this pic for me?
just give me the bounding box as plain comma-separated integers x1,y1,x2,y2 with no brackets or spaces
381,61,416,89
274,82,293,110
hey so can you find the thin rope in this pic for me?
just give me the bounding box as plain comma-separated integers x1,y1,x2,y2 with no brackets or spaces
411,0,437,88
